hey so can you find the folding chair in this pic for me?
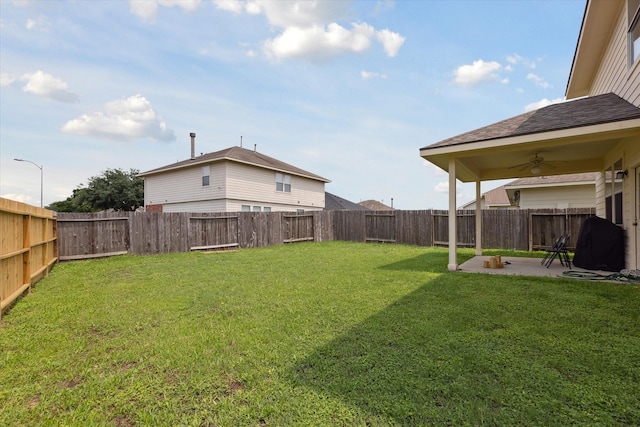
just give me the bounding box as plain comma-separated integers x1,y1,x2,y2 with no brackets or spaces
541,235,563,267
542,234,571,269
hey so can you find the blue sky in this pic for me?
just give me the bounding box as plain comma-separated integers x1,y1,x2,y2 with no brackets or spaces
1,0,585,210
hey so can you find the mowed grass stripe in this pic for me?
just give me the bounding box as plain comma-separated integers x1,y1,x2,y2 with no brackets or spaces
1,242,638,426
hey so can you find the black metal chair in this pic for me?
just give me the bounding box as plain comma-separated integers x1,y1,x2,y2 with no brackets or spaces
542,234,571,269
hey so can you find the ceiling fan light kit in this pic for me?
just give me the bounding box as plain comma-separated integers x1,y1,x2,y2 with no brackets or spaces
508,152,564,176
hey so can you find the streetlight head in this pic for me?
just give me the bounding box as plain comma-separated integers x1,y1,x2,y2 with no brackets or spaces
14,158,24,162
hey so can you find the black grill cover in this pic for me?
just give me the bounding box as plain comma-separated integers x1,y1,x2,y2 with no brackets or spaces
573,216,625,272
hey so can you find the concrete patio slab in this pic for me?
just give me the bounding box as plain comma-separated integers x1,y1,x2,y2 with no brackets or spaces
458,255,604,279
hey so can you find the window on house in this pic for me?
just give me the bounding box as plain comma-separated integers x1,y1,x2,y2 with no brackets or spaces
276,173,291,193
629,0,640,66
253,206,261,212
264,207,271,212
241,205,250,211
202,166,210,186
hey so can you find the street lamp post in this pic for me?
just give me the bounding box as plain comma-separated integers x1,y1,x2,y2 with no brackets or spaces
14,158,43,208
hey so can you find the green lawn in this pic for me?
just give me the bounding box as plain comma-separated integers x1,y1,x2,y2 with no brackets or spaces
1,242,639,426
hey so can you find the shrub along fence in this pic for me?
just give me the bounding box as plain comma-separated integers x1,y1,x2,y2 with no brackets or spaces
1,198,57,318
57,208,595,260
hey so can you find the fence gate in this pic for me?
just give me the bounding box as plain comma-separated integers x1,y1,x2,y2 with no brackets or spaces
189,215,239,250
365,213,396,243
432,211,475,247
57,217,129,260
282,214,314,243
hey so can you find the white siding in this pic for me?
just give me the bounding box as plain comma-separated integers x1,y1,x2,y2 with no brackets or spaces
590,3,640,106
225,162,325,210
519,185,596,209
144,160,326,212
162,200,227,212
599,135,640,268
144,163,226,206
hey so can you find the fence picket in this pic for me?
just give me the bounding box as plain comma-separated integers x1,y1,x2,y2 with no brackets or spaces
54,208,596,259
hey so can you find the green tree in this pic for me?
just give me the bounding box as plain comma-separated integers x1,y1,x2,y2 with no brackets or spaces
47,168,143,212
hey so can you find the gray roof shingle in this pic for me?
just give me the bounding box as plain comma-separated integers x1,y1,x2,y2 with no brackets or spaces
139,146,330,182
324,192,370,210
423,93,640,149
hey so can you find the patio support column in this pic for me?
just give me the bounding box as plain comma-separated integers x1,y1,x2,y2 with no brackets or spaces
475,180,482,256
448,157,458,271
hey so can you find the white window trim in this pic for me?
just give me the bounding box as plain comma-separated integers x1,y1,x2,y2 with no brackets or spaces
276,172,292,193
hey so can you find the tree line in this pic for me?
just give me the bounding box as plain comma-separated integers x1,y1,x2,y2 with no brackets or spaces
47,168,143,212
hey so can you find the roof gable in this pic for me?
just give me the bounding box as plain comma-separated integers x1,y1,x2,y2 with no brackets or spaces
324,192,370,210
358,199,394,210
139,146,330,183
484,186,511,207
566,0,622,98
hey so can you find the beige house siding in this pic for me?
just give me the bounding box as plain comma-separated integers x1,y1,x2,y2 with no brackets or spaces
162,200,228,213
225,163,325,210
590,2,640,105
144,160,325,212
144,163,226,206
517,185,595,209
596,135,640,268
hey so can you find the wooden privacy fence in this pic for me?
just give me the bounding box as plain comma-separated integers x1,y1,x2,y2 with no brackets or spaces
57,211,332,259
57,208,595,260
1,198,57,318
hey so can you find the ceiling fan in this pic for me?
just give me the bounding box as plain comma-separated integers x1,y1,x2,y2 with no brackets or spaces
508,152,563,175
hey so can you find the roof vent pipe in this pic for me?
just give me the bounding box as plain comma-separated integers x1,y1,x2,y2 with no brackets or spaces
190,132,196,160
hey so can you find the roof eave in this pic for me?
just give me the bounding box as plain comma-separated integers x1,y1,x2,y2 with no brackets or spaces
504,181,595,190
420,117,640,174
139,156,331,183
420,118,640,160
565,0,622,99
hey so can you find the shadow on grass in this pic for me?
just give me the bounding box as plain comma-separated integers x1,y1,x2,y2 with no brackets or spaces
377,249,474,274
285,271,640,425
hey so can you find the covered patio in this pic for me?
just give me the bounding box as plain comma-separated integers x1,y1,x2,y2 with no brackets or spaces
420,93,640,272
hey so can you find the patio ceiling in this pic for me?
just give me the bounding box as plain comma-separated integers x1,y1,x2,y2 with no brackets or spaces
420,94,640,183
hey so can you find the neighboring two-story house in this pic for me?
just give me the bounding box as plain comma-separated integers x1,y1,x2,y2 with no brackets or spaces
139,134,330,213
420,0,640,271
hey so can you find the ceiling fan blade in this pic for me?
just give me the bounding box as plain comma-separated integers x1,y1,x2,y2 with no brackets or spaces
508,162,531,169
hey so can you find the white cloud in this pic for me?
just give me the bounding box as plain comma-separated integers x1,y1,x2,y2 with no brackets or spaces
435,181,449,193
506,53,535,69
454,59,502,86
210,0,405,61
61,94,176,143
264,22,375,61
0,73,16,86
25,15,50,31
506,53,523,65
361,70,387,80
526,73,550,89
129,0,201,20
20,70,79,103
376,28,405,57
524,97,565,112
252,0,351,28
213,0,245,14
